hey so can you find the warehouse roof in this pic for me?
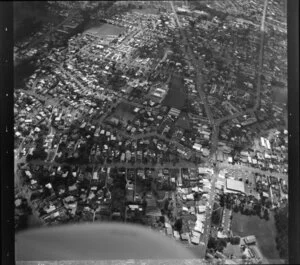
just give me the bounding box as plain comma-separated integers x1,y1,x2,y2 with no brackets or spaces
226,178,245,193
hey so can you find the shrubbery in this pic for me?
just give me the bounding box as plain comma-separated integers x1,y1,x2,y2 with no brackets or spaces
230,236,241,245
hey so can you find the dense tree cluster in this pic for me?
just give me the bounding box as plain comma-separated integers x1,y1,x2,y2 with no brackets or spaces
26,135,48,162
208,237,227,252
211,203,222,226
174,218,183,232
229,236,241,245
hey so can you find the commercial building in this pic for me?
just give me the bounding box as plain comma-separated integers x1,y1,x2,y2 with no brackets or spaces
225,179,245,194
244,235,257,245
168,107,181,118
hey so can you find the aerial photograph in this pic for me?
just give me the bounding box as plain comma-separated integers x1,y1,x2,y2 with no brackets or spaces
14,1,288,264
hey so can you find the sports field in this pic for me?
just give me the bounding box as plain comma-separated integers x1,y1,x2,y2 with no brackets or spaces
84,23,125,36
232,212,281,262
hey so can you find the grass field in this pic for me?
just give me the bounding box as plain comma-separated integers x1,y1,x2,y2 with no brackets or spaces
176,112,191,130
232,212,281,261
272,86,287,104
113,102,135,122
85,23,125,36
162,75,187,110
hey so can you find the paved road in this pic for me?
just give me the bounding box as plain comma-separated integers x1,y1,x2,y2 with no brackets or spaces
210,0,268,158
169,1,218,161
205,0,269,253
201,167,218,249
209,125,219,159
25,159,199,170
254,0,268,111
167,0,270,255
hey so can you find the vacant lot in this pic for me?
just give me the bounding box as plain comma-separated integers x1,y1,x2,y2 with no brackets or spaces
162,75,187,110
85,23,125,36
232,212,281,262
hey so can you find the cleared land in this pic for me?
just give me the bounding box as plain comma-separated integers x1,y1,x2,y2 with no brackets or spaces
231,212,281,261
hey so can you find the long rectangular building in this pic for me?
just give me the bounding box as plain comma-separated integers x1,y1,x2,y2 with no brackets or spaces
225,179,245,194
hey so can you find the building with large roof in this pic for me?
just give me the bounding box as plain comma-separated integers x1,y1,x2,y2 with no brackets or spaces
225,178,245,194
244,235,257,245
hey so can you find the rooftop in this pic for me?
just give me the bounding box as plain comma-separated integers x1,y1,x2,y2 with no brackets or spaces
226,179,245,194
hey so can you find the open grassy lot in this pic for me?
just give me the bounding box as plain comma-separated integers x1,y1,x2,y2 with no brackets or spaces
111,102,135,122
84,23,125,36
272,86,287,104
176,112,191,130
162,75,187,110
232,212,281,261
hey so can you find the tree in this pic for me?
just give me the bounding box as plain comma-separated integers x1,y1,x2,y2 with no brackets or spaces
189,20,195,28
208,237,217,250
159,216,165,223
230,237,240,245
32,148,48,161
218,238,227,249
244,208,250,216
257,204,263,217
174,218,183,232
212,203,222,226
265,199,272,209
233,205,239,213
220,195,225,207
263,209,269,221
208,237,227,252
